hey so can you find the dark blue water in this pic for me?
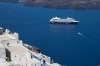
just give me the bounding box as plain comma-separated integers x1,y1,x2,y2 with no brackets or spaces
0,2,100,66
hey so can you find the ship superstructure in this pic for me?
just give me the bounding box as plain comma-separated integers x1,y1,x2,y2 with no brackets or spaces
0,27,61,66
50,17,79,24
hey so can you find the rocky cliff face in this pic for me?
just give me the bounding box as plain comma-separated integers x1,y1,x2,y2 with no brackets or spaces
0,0,18,2
0,0,100,9
24,0,100,9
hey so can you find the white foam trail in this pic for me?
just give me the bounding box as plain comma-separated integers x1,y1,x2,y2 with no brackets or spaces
78,32,83,36
77,32,92,41
78,32,100,44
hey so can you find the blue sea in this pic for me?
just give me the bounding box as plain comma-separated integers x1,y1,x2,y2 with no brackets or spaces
0,2,100,66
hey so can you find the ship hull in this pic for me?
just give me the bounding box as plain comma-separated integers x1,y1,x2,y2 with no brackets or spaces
50,22,79,24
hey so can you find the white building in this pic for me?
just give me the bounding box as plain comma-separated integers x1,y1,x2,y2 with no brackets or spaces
0,29,19,47
6,44,41,66
0,44,6,59
0,27,61,66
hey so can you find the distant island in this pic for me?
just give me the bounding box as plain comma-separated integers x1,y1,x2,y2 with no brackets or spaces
0,0,100,10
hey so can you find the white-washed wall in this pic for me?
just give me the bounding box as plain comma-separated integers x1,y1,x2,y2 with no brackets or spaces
11,33,19,41
1,39,17,46
0,47,6,58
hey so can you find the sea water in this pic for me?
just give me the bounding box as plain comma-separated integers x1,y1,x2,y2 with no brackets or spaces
0,2,100,66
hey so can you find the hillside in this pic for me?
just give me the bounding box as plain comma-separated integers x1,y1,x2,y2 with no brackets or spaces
0,0,100,9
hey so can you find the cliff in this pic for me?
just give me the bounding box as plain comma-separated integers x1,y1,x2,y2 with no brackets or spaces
0,0,18,2
0,0,100,9
24,0,100,9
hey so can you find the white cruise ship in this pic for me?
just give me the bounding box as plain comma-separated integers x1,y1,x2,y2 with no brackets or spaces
50,17,79,24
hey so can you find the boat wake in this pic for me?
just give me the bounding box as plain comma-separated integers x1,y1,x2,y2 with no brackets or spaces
78,32,83,36
77,32,93,41
77,32,100,44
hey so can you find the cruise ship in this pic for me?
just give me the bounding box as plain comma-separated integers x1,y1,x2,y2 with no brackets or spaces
50,17,79,24
0,27,61,66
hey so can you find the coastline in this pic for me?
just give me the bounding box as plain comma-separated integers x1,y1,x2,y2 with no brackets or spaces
0,0,100,10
